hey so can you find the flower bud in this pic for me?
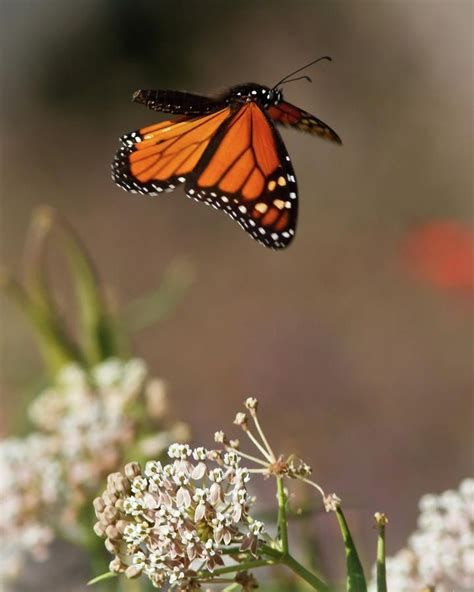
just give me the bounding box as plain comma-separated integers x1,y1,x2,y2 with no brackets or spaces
102,491,118,507
93,496,106,515
93,521,106,537
109,557,126,573
103,505,119,524
105,537,120,554
125,564,143,579
374,512,388,526
244,397,258,413
105,524,120,541
124,462,141,481
234,413,248,429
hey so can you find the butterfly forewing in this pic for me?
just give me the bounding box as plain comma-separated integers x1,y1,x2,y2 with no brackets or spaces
133,89,225,115
112,108,232,195
185,103,298,249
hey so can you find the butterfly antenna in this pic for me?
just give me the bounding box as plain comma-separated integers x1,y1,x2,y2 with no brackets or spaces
272,56,332,89
278,75,312,86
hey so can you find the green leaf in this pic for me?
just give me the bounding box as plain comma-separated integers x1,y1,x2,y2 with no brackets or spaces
335,507,367,592
87,571,117,586
51,208,121,364
22,205,56,313
124,258,194,332
2,206,122,376
0,270,82,376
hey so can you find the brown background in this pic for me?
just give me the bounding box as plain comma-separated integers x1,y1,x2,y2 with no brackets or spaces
1,0,473,588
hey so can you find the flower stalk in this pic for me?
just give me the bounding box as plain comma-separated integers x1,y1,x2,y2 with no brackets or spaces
277,477,289,555
374,513,388,592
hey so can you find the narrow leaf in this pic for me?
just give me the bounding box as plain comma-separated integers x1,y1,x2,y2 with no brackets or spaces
52,209,120,364
335,507,367,592
0,269,82,375
124,258,194,332
87,571,118,586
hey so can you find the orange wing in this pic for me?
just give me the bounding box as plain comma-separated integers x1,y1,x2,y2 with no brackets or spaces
112,107,232,195
267,101,341,144
186,103,298,249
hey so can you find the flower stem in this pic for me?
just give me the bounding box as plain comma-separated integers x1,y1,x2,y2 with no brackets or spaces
282,553,330,592
246,428,274,462
251,413,276,460
376,517,387,592
199,558,277,578
276,477,289,554
227,446,268,467
262,545,331,591
300,476,326,499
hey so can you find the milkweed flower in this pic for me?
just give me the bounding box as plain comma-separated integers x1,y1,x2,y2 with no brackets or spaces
0,435,59,579
369,478,474,592
0,358,188,582
93,446,266,589
26,359,187,501
93,397,339,590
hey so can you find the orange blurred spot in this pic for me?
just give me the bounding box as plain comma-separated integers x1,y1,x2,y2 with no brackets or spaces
402,221,474,293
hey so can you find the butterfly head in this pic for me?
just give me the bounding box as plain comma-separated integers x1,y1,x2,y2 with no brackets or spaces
227,83,282,108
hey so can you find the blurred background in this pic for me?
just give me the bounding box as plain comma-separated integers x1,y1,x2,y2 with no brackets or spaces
1,0,473,589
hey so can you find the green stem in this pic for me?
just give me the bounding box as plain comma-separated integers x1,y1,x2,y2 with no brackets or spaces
282,553,330,592
260,545,329,591
220,545,244,555
277,477,289,554
376,522,387,592
198,557,277,578
260,543,282,559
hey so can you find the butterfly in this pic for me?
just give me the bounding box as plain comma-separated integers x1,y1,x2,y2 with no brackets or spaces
112,57,341,249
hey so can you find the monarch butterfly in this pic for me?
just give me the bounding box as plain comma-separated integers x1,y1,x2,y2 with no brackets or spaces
112,57,341,249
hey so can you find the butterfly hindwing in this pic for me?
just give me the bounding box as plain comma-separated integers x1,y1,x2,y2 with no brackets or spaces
185,103,298,249
267,101,342,144
112,108,232,195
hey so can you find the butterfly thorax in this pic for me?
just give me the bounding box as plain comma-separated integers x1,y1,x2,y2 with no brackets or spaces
225,83,283,109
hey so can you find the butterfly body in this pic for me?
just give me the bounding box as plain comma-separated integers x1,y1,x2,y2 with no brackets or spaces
222,83,282,109
114,79,341,249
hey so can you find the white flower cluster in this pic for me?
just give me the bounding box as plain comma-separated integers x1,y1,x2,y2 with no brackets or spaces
0,435,59,580
29,359,148,489
0,358,187,582
370,478,474,591
94,445,266,589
